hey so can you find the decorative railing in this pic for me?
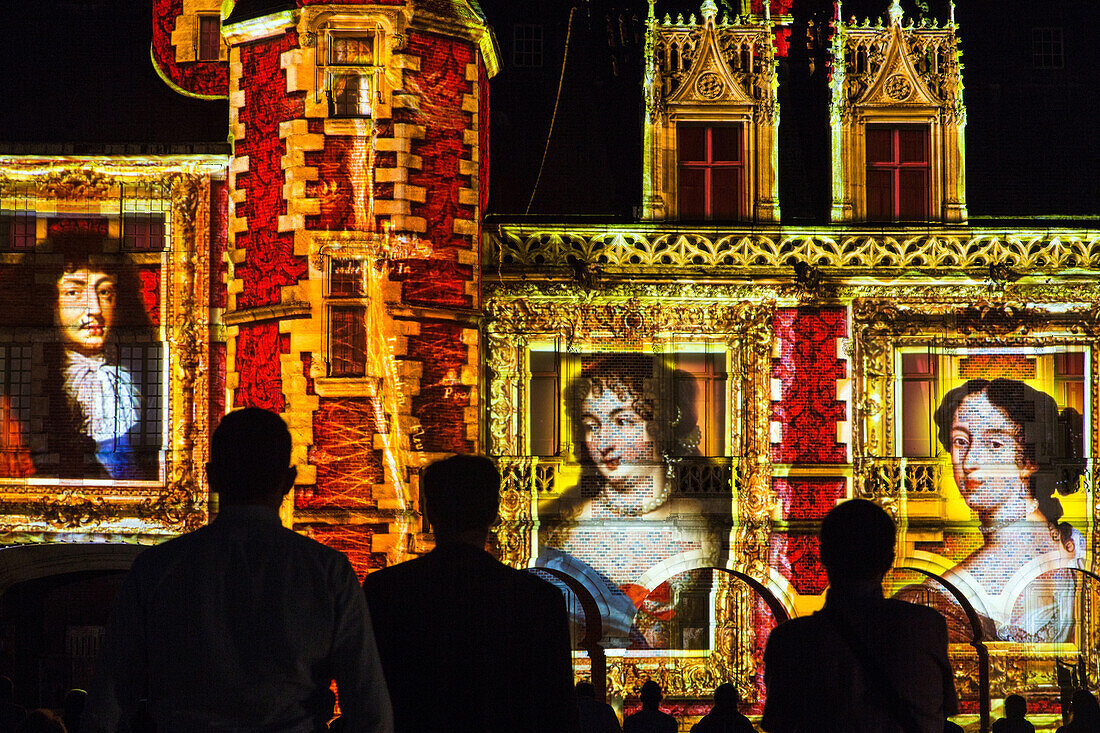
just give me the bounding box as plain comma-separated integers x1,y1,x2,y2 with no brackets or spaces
485,225,1100,273
495,456,736,497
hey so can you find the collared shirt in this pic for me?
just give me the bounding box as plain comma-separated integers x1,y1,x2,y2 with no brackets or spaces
84,505,393,733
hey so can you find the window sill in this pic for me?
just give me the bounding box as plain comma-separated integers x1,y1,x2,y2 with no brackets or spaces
314,376,379,398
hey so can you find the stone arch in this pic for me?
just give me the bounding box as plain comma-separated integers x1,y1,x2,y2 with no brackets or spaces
0,543,142,595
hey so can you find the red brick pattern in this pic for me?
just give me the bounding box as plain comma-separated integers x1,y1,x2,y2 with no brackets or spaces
304,525,384,580
303,398,386,509
769,532,827,595
405,322,473,454
771,307,847,463
151,0,228,97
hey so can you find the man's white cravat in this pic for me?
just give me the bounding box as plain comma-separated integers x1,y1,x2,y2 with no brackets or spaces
63,350,139,443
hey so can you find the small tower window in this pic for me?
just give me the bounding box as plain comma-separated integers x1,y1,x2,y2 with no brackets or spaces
198,15,221,61
866,125,930,221
327,258,369,377
325,34,376,118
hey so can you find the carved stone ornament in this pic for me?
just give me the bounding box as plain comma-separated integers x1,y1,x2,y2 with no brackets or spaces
484,289,777,698
0,163,212,536
38,167,114,200
488,226,1100,273
695,71,725,100
884,73,912,101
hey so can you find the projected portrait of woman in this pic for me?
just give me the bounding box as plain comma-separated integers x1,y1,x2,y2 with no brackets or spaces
536,354,728,650
902,378,1085,643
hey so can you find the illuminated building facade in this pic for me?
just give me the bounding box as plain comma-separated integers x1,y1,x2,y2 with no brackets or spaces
0,0,1098,727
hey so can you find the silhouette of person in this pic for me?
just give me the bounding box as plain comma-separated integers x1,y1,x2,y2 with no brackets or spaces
577,681,621,733
0,677,27,733
13,710,63,733
1057,689,1100,732
83,407,393,732
691,683,755,733
622,681,677,733
761,499,957,732
362,454,579,733
993,694,1034,733
62,689,86,733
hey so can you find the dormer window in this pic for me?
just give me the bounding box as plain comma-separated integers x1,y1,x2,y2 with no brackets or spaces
866,125,930,221
325,34,376,118
677,124,743,220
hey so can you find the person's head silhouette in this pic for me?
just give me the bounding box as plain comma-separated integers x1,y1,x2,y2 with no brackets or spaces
422,455,500,546
207,408,296,508
1003,694,1026,720
575,681,595,700
712,682,738,712
640,680,663,710
819,499,896,589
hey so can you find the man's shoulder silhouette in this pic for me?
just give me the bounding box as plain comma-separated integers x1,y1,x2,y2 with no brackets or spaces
362,455,577,733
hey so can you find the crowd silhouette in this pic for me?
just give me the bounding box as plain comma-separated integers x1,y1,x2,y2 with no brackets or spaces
3,409,1100,732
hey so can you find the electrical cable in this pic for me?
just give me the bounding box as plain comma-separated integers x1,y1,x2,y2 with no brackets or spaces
525,5,577,215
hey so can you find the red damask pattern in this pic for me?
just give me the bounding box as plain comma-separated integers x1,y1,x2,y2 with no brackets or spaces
234,32,307,309
209,342,226,434
773,477,844,521
301,525,384,580
771,307,847,464
303,398,386,509
405,322,473,454
137,269,161,327
210,178,228,309
151,0,228,97
233,322,284,411
751,598,778,715
769,531,827,595
304,137,393,231
46,218,108,237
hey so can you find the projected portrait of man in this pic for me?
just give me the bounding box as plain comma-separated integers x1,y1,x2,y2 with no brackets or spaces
0,232,163,481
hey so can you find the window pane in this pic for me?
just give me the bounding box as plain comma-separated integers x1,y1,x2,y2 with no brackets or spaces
330,73,371,117
866,127,894,164
902,380,933,457
530,376,558,456
898,169,929,219
710,167,740,220
330,306,367,377
122,214,166,252
710,126,741,163
1055,352,1085,376
901,352,934,376
678,126,706,163
331,36,373,65
899,129,928,163
330,258,368,297
679,168,705,219
530,350,557,373
199,16,221,61
866,169,894,220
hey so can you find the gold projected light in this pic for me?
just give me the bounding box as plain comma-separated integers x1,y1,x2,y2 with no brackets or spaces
0,159,220,538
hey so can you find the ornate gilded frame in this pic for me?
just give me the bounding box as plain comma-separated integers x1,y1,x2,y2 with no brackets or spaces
0,159,219,538
850,282,1100,699
484,282,777,702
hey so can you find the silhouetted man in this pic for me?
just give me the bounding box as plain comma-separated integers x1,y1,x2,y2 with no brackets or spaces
992,694,1034,733
84,408,393,732
622,681,677,733
362,455,578,733
577,681,621,733
761,499,957,732
691,683,754,733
